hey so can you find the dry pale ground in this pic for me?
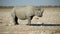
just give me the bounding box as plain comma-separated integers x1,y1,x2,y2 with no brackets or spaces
0,7,60,34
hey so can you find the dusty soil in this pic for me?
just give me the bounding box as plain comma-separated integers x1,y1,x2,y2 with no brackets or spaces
0,7,60,34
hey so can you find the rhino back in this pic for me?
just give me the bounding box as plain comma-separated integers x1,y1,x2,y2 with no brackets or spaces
14,6,34,20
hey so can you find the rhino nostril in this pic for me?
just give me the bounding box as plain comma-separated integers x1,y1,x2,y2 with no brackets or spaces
36,18,39,19
40,16,42,17
38,15,42,17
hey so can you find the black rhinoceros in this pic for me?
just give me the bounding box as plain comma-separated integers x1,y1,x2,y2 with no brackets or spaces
11,6,44,25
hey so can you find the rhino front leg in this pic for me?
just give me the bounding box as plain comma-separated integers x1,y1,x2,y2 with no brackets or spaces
27,16,34,25
27,17,31,25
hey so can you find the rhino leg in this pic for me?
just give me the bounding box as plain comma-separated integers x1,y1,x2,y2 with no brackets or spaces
27,16,34,25
14,16,19,25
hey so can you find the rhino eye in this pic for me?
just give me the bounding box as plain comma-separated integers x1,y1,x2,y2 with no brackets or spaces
38,9,40,11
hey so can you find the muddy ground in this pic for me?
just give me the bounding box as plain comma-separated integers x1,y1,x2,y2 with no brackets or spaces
0,7,60,34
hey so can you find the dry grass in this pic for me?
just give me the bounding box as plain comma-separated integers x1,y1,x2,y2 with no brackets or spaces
0,7,60,34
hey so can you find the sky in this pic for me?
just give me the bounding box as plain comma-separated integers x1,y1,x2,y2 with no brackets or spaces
0,0,60,6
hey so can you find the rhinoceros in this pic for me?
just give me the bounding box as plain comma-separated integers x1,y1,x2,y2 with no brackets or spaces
11,6,44,25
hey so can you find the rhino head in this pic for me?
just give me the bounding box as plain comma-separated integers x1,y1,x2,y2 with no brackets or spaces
34,8,44,17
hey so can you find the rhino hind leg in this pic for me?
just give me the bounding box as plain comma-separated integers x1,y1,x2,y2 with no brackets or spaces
14,16,19,25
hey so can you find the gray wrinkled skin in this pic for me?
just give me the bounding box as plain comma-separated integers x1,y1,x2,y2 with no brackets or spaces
11,6,44,25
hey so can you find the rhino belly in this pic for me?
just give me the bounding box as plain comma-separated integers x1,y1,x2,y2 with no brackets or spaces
16,12,27,20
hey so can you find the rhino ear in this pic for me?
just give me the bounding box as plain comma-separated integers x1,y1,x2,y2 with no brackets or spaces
41,8,44,14
40,8,44,11
33,8,37,11
33,7,42,11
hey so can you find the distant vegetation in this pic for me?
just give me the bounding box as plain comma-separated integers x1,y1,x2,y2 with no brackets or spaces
0,6,60,8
